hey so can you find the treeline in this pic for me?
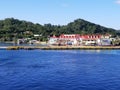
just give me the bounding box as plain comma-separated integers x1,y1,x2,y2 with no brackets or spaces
0,18,119,41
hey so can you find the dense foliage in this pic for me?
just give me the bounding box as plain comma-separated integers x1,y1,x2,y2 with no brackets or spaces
0,18,118,41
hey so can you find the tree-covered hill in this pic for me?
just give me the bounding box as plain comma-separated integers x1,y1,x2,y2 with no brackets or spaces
0,18,118,41
66,19,116,35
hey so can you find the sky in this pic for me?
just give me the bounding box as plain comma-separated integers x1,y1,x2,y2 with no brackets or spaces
0,0,120,30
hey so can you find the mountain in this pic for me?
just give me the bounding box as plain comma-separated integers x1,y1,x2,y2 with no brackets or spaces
66,19,116,35
0,18,118,41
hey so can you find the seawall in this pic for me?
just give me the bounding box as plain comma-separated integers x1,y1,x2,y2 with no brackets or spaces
3,46,120,50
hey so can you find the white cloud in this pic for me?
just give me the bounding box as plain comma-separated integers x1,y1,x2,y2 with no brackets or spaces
116,0,120,4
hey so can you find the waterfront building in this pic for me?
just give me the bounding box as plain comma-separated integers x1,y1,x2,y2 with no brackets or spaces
48,34,112,46
17,39,29,45
48,35,59,45
59,34,82,45
81,35,101,45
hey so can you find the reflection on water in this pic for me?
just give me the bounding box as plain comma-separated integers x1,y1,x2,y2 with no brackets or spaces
0,42,14,46
55,50,118,55
0,42,47,47
0,50,120,90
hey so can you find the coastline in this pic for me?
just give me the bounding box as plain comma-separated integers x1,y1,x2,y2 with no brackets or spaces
3,45,120,50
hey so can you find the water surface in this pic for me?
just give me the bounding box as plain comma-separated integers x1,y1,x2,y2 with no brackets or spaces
0,50,120,90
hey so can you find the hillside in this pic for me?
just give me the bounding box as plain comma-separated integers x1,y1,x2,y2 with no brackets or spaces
0,18,118,41
66,19,116,35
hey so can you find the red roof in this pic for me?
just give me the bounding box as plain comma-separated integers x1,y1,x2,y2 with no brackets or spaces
51,34,102,39
51,35,58,38
82,35,101,40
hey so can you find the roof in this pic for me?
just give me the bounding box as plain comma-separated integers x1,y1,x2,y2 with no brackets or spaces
50,34,104,39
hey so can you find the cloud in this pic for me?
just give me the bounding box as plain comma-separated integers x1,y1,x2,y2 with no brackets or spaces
116,0,120,4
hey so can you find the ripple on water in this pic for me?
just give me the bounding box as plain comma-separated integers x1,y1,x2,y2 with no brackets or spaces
0,50,120,90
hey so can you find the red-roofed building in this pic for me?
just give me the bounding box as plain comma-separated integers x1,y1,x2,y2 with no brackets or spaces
59,34,82,45
48,34,111,46
81,35,102,45
48,35,59,45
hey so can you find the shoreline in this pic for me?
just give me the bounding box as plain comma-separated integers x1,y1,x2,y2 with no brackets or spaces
2,45,120,50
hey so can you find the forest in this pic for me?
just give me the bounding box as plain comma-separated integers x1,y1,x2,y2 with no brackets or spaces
0,18,119,41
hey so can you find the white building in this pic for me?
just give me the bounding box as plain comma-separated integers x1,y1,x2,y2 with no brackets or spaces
48,35,59,45
48,34,112,46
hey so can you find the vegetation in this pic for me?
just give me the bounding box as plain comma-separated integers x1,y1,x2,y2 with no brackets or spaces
0,18,119,41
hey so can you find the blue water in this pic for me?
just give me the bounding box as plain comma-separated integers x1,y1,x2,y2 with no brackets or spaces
0,42,47,47
0,50,120,90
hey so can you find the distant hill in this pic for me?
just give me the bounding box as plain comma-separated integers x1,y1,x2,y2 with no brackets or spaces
65,19,116,35
0,18,118,41
116,30,120,36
